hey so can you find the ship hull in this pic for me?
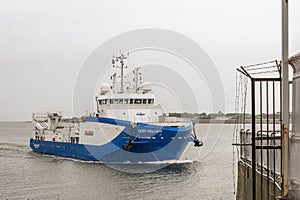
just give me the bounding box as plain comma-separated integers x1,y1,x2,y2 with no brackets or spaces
30,118,192,163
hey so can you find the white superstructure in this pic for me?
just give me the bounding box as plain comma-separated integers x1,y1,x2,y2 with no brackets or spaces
96,53,163,122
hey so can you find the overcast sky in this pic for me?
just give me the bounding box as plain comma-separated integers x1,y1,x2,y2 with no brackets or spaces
1,0,300,121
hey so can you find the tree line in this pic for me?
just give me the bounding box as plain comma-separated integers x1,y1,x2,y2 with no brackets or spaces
166,111,278,120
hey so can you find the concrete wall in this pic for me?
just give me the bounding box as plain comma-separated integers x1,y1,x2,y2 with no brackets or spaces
236,161,281,200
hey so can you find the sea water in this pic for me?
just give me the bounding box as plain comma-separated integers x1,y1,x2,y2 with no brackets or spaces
0,122,236,199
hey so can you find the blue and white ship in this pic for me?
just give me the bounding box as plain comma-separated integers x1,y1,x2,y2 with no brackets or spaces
30,53,202,163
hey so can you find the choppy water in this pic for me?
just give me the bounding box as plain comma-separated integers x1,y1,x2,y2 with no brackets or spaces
0,122,236,200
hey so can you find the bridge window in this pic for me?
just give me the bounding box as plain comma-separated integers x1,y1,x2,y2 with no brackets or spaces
113,99,118,104
142,99,147,104
134,99,142,104
124,99,129,104
99,99,109,105
119,99,124,104
129,99,133,104
148,99,154,104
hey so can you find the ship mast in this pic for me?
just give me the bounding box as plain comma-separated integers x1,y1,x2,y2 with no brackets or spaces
114,53,128,94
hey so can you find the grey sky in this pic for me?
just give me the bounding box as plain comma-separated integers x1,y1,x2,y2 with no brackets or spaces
0,0,299,121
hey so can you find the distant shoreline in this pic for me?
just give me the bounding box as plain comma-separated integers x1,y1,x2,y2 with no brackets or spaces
0,121,32,123
0,119,281,124
192,119,281,124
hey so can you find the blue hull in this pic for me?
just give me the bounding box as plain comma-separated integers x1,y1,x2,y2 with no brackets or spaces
30,117,192,163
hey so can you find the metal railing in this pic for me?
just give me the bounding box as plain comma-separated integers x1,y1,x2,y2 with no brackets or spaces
236,61,283,199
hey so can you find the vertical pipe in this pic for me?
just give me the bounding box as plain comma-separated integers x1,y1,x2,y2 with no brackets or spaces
266,81,270,199
240,129,243,158
121,62,124,93
273,80,276,199
281,0,289,197
260,81,263,200
280,67,283,194
251,79,256,200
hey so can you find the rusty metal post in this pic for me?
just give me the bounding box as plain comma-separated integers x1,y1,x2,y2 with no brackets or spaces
281,0,289,197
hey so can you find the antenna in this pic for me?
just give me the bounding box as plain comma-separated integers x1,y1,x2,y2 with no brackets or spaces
133,67,141,93
113,52,128,93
